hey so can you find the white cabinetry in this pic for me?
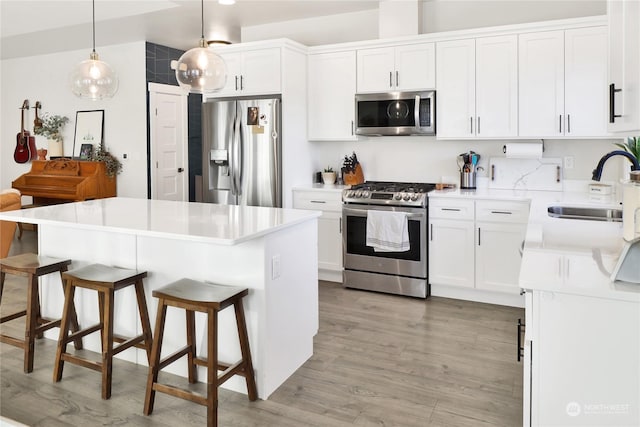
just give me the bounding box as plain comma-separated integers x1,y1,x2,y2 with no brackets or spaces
519,27,608,137
429,196,529,304
429,198,475,288
436,35,517,138
356,43,435,93
524,290,640,426
217,48,281,96
608,0,640,133
475,200,529,294
307,50,357,140
293,188,344,282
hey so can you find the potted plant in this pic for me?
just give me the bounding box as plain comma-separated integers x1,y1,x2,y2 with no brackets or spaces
615,136,640,163
33,113,69,157
91,145,122,178
322,166,336,185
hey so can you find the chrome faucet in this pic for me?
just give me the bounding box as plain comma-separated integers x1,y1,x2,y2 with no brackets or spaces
592,150,640,181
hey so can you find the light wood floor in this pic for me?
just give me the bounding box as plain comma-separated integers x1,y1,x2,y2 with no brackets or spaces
1,230,523,426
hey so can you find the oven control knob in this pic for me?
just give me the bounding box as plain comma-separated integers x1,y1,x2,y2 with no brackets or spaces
410,193,419,201
362,191,370,198
402,193,411,201
346,190,354,197
355,190,363,197
394,193,402,200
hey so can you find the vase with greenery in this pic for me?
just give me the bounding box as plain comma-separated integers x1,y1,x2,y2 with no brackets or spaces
91,145,122,178
322,166,336,185
33,114,69,142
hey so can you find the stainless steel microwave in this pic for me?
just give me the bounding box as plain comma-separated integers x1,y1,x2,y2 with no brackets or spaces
355,91,436,136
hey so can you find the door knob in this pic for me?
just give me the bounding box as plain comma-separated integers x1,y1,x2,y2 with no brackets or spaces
177,167,184,173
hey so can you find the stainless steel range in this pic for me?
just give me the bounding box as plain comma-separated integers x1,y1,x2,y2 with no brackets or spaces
342,181,436,298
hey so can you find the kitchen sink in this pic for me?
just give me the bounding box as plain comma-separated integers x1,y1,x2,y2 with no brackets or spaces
547,206,623,222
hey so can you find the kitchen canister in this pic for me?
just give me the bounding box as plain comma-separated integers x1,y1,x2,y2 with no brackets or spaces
623,171,640,241
460,171,476,190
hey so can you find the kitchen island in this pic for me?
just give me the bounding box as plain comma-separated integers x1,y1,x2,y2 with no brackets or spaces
0,197,321,399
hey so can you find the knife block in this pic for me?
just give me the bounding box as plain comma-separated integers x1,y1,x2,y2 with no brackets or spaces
342,164,364,186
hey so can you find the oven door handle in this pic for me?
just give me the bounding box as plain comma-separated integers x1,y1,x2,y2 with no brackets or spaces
343,207,424,220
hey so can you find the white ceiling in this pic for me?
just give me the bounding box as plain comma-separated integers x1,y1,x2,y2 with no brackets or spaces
0,0,380,59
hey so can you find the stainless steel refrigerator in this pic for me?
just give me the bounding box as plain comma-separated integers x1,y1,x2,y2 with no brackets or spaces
202,96,282,207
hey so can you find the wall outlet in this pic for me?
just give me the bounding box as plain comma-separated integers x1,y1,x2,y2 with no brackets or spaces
564,156,574,169
271,255,281,280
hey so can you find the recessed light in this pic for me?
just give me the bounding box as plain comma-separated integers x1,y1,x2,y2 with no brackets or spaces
218,0,235,5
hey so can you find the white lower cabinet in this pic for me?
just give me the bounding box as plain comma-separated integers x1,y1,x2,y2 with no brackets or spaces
293,188,343,282
429,197,529,300
524,289,640,426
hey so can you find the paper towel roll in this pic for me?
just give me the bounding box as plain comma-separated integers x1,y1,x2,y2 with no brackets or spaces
503,143,543,159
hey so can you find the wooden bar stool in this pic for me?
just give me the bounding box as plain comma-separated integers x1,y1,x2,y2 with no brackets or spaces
143,278,258,427
53,264,153,400
0,253,82,373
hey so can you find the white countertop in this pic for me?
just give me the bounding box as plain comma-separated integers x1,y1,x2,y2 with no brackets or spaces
0,197,321,246
430,188,640,302
292,183,350,192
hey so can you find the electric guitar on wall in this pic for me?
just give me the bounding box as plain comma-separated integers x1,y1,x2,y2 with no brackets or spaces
14,99,33,163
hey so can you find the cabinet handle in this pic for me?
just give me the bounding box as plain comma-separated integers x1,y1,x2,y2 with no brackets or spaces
491,164,495,181
491,210,512,215
339,217,342,234
567,114,571,133
235,75,239,91
310,200,326,204
559,115,562,133
470,117,473,134
609,83,622,123
389,71,393,88
430,223,433,241
478,227,481,246
441,208,461,212
396,70,399,87
517,319,525,362
477,116,481,134
351,120,354,135
240,75,244,90
556,165,561,183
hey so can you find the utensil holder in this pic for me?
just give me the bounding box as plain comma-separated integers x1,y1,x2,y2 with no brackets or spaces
460,171,476,190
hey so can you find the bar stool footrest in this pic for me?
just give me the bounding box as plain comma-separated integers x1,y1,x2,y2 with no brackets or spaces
64,323,102,344
34,319,61,335
0,334,26,349
152,383,208,406
112,334,146,356
1,310,27,324
158,345,192,371
61,353,102,372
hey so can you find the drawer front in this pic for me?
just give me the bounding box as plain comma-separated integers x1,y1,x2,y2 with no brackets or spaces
476,200,530,223
429,198,474,220
293,190,343,212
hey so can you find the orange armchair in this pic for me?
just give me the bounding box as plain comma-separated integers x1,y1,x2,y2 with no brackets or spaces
1,189,21,258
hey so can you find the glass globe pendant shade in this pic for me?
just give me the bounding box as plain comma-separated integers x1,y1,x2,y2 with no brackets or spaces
70,51,118,100
174,39,227,94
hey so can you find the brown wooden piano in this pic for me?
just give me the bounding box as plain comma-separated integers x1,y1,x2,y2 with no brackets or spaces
12,159,117,206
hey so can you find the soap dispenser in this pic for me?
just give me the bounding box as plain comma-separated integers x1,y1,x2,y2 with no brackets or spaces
623,171,640,241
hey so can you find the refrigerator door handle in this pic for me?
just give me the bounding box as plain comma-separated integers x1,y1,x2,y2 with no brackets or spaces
233,108,243,196
230,113,239,196
272,99,280,206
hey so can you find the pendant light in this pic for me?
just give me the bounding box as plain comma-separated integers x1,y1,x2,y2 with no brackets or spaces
172,0,227,93
69,0,118,100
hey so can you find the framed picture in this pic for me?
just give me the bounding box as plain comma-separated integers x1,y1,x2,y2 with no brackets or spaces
73,110,104,159
79,143,93,160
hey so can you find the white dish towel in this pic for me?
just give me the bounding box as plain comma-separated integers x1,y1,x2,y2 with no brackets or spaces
366,210,410,252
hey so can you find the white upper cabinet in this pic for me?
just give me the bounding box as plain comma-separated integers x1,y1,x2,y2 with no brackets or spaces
565,26,608,137
308,51,357,141
518,30,565,137
356,43,435,93
475,35,518,137
436,39,476,138
519,27,608,137
436,35,517,139
217,48,281,96
608,0,640,133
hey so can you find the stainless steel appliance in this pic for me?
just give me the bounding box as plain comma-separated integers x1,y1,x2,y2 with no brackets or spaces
202,96,282,207
355,91,436,136
342,181,436,298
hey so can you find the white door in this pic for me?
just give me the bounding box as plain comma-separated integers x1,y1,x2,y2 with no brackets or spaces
518,30,565,137
565,26,608,136
428,218,475,288
394,43,436,90
436,38,476,138
148,83,188,201
356,46,395,92
308,50,357,140
241,48,281,95
475,221,526,294
475,35,518,137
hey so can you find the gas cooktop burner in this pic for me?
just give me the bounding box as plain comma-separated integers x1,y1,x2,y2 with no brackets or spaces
342,181,436,207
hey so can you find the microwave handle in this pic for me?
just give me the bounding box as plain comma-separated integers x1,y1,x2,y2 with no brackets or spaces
414,95,421,131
